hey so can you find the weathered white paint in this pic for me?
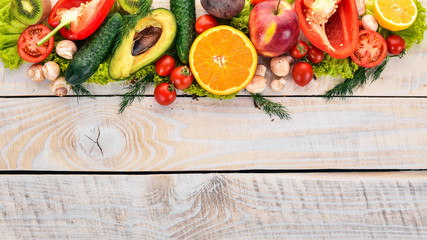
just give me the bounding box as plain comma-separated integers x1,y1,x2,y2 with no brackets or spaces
0,97,426,170
0,173,425,239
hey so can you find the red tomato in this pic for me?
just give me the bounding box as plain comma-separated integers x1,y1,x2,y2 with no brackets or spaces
290,41,308,59
307,45,324,64
386,35,405,55
195,15,218,34
18,25,54,63
154,83,176,106
170,66,194,90
292,62,313,87
155,55,176,76
350,30,387,68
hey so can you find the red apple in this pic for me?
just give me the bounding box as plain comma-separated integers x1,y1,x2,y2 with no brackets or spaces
249,0,300,57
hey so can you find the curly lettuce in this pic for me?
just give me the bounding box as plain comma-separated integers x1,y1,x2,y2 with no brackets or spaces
183,82,238,100
229,0,252,35
392,0,427,50
0,1,27,70
312,54,359,79
44,52,122,85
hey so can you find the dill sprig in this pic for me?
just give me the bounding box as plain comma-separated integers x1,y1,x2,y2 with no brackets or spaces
119,73,155,114
114,0,152,51
72,84,95,100
250,93,291,120
324,57,391,99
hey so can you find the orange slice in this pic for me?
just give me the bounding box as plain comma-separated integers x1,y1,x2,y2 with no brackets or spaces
189,26,258,95
374,0,417,31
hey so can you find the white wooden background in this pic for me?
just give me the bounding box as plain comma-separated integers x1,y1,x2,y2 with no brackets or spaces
1,0,427,239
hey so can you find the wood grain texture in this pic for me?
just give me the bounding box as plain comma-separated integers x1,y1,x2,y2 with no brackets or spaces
1,0,427,96
1,97,426,170
0,172,425,239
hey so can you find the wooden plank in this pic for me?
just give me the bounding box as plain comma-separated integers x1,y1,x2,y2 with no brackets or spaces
1,1,427,97
1,97,426,171
0,172,425,239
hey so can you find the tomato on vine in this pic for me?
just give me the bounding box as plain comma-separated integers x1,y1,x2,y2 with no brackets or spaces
154,83,176,106
290,41,308,59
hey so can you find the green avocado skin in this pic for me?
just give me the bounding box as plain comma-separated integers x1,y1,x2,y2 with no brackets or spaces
65,13,123,85
170,0,196,64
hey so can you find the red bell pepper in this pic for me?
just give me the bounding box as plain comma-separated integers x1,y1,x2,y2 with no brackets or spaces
295,0,359,59
37,0,115,46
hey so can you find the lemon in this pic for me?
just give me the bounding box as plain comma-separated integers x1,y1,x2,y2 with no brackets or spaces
373,0,418,31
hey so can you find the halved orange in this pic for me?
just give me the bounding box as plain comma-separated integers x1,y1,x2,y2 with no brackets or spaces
374,0,418,31
189,26,258,95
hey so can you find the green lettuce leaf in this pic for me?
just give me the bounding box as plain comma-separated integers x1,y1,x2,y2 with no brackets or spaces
229,0,252,35
0,2,27,70
183,82,238,100
312,54,359,79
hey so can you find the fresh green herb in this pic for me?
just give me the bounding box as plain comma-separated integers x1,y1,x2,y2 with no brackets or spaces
392,0,427,50
72,84,95,100
250,93,291,120
115,1,151,51
324,57,390,99
119,73,155,114
311,54,359,79
183,82,238,100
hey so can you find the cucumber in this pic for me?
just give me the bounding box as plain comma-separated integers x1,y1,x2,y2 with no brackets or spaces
170,0,196,64
65,13,123,85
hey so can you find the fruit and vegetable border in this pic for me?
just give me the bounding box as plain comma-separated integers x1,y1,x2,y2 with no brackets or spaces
1,0,426,120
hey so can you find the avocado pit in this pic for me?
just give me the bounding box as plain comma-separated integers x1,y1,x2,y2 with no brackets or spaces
132,26,162,56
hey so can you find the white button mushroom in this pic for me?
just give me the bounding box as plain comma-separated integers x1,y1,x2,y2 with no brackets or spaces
42,61,61,81
50,77,71,97
245,75,267,93
56,40,77,60
27,64,45,82
270,78,286,92
270,56,290,77
362,15,378,32
355,0,366,16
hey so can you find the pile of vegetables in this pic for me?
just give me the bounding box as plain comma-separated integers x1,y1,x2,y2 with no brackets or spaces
0,0,426,120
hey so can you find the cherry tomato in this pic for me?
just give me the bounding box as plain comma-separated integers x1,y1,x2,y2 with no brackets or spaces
18,24,54,63
351,30,387,68
170,66,194,90
307,45,324,64
386,35,405,55
292,62,313,87
155,55,176,76
290,41,308,59
154,83,176,106
195,15,218,34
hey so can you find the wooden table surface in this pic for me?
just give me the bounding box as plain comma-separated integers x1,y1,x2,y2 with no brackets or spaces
1,0,426,239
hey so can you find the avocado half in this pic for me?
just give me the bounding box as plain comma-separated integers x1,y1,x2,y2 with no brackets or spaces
109,8,177,80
